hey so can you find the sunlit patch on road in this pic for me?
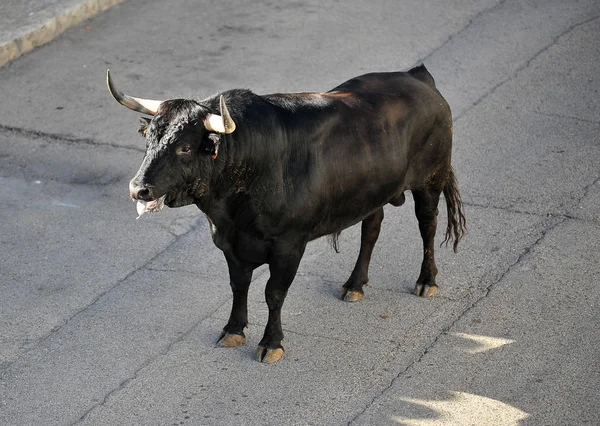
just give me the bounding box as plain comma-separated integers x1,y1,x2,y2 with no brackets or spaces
392,391,529,425
452,332,515,354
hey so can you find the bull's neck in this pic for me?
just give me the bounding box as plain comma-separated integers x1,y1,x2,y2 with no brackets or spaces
195,90,329,214
194,132,258,213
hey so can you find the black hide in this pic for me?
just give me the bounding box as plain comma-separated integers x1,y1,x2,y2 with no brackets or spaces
127,64,466,363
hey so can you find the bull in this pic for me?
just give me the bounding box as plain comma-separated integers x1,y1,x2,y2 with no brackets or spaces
107,65,466,363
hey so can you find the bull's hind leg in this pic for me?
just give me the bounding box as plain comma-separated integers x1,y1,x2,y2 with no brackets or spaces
412,189,441,297
342,208,384,302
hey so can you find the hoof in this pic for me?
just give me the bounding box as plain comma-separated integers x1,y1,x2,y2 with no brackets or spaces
256,346,284,364
217,332,246,347
343,290,364,302
414,283,438,298
341,281,368,302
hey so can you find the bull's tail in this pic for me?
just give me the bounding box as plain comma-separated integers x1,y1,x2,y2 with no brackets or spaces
442,167,467,252
408,64,436,88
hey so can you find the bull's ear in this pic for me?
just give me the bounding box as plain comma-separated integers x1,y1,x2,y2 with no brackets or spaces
138,117,151,137
207,133,222,159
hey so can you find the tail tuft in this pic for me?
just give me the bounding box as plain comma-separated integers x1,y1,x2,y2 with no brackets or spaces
328,231,341,253
442,167,467,252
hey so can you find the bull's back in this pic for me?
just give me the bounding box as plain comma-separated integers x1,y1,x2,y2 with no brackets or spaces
328,65,437,97
261,67,452,238
305,68,451,236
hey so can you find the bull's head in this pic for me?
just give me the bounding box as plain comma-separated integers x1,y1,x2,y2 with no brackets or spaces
106,70,236,216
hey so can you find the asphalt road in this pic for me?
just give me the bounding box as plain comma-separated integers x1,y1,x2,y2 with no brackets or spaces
1,0,599,425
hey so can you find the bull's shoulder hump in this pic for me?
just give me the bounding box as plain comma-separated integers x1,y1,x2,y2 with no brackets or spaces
328,70,435,96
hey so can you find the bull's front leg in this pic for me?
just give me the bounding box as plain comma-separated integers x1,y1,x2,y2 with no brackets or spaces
217,253,253,347
257,242,307,364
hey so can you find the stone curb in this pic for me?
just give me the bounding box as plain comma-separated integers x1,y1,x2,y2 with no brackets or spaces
0,0,126,68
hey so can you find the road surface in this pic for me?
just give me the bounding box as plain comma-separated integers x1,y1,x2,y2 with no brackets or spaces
1,0,599,424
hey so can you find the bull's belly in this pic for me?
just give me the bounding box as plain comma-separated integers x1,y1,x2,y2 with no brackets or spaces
308,217,365,241
209,182,407,263
305,187,404,240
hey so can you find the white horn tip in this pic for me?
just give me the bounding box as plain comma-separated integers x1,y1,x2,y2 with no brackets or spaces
206,114,226,133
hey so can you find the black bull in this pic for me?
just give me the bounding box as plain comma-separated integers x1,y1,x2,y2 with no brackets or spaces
107,64,466,363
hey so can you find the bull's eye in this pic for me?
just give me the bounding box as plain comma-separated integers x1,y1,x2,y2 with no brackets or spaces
177,145,192,155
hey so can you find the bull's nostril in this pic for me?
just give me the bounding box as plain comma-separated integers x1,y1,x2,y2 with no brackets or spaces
131,185,152,201
137,188,151,200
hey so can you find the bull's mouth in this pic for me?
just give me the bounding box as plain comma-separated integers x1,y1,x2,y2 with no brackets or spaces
135,194,167,219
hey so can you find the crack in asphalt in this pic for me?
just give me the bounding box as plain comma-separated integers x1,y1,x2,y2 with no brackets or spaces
454,13,600,123
564,175,600,222
144,267,201,274
153,215,205,238
0,222,202,376
564,174,600,219
461,200,546,218
462,193,600,226
71,301,229,425
0,123,144,153
346,216,567,425
573,175,600,206
521,14,600,71
461,200,599,226
533,111,600,126
414,0,509,67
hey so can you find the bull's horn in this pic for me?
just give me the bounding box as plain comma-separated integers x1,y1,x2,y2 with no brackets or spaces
204,95,236,134
106,69,162,116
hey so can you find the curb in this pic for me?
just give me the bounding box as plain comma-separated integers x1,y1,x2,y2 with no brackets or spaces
0,0,126,68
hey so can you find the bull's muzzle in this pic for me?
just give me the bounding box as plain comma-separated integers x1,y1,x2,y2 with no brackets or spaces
129,181,154,201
